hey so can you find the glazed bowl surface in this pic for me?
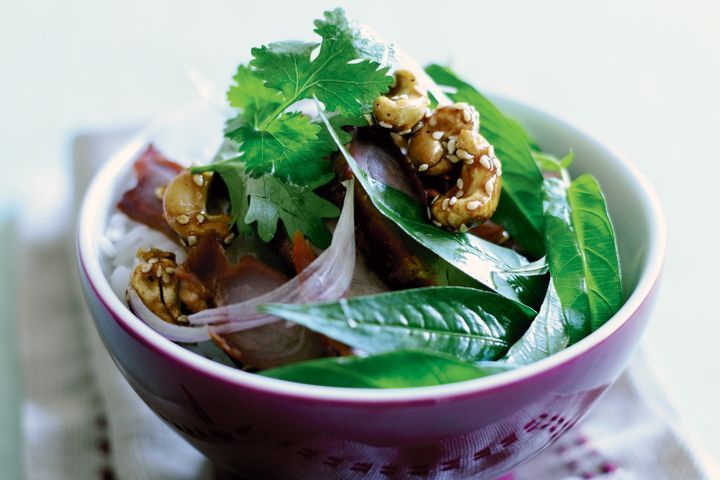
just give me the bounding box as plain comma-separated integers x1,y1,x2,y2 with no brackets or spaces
77,97,665,480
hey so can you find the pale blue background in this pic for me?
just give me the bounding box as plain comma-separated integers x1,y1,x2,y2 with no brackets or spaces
2,0,719,465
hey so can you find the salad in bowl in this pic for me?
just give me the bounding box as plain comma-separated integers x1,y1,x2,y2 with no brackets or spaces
103,8,624,387
78,8,664,478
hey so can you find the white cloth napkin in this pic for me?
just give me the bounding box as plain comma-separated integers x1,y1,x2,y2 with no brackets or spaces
16,128,719,479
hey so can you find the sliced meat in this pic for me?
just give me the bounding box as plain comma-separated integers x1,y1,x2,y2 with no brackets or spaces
330,128,441,289
117,145,183,238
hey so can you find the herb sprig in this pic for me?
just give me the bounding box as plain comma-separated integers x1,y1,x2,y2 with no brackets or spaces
193,9,393,247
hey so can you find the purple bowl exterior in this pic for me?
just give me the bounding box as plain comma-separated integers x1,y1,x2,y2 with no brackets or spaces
79,249,658,479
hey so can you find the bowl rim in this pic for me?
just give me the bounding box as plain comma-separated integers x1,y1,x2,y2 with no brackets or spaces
77,96,666,405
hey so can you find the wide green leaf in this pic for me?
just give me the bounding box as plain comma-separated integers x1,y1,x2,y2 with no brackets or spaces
261,349,513,388
543,175,622,337
568,175,623,329
504,280,572,365
318,106,546,307
261,287,537,362
425,65,545,258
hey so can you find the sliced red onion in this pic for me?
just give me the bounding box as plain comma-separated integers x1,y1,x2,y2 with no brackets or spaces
187,180,356,329
127,287,211,343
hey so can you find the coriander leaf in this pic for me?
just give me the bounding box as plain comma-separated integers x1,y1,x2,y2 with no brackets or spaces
261,349,512,388
245,173,340,249
225,112,334,185
226,65,283,127
261,287,537,363
425,65,546,258
250,10,393,117
314,8,397,66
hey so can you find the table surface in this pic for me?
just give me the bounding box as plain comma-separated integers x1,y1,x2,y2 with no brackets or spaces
4,0,719,463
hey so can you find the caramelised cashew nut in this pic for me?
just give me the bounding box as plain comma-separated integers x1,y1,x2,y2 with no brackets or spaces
163,170,232,246
373,70,430,134
128,248,211,324
430,129,502,231
407,103,479,176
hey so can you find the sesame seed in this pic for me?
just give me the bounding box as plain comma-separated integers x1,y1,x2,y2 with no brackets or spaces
193,174,205,187
492,157,502,174
400,147,408,155
459,223,469,233
447,138,456,154
426,207,432,219
165,267,175,274
177,315,189,325
177,214,190,225
412,121,424,133
398,128,412,135
454,102,469,110
442,198,450,210
485,178,495,196
456,190,464,198
162,273,171,284
223,233,235,245
462,109,472,122
140,263,152,273
432,195,439,204
391,95,400,101
464,157,474,165
196,214,205,223
187,235,198,246
449,196,457,206
418,164,429,172
154,186,165,199
456,149,472,161
489,145,495,156
148,257,159,264
156,265,163,277
480,155,492,169
456,178,464,189
379,121,393,129
446,154,460,163
425,109,433,118
432,220,443,227
432,131,444,140
428,116,437,127
467,201,482,211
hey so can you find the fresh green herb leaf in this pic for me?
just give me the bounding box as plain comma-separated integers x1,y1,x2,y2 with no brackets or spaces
252,12,392,117
195,158,339,247
504,280,572,365
261,349,513,388
193,9,393,243
532,150,574,173
507,116,541,152
318,104,547,307
543,175,622,337
425,65,545,258
226,65,283,127
244,173,340,248
225,112,334,185
506,256,549,276
261,287,537,362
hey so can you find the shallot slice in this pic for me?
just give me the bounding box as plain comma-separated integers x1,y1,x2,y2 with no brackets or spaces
187,180,356,330
127,287,210,343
